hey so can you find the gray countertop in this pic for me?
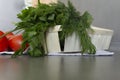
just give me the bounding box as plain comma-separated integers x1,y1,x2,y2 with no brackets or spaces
0,52,120,80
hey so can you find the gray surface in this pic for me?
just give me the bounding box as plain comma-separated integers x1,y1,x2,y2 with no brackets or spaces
0,52,120,80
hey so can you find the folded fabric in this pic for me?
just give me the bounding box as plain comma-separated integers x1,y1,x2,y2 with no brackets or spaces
0,50,114,56
48,50,114,56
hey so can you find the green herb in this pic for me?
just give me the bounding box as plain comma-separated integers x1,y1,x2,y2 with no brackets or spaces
12,0,96,57
60,1,96,54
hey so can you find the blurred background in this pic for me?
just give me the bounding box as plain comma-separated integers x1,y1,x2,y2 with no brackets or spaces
0,0,119,51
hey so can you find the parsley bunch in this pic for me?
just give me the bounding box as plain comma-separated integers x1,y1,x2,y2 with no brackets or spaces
12,0,96,57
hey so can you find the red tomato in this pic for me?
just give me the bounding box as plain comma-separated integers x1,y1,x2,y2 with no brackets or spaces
0,31,9,52
8,34,23,51
6,32,14,40
5,32,15,51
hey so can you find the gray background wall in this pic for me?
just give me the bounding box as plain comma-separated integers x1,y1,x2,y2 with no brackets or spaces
0,0,120,51
0,0,24,31
60,0,120,51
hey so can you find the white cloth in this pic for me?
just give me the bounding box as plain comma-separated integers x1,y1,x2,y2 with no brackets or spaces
0,50,114,56
48,50,114,56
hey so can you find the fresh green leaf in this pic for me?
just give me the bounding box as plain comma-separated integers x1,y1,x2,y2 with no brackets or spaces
12,0,96,57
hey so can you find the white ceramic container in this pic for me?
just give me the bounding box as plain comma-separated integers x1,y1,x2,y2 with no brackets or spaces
64,26,114,52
